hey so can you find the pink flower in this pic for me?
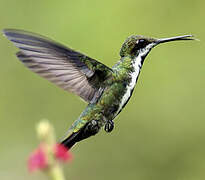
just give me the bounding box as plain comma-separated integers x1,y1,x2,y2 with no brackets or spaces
28,144,72,172
54,144,72,162
28,145,48,172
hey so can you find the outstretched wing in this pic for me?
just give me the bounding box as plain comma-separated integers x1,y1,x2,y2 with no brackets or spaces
3,29,112,103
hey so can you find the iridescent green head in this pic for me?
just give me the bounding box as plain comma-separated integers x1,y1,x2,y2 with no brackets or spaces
120,35,195,58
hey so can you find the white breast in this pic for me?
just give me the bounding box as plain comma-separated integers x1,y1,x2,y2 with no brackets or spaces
114,43,155,118
115,55,143,116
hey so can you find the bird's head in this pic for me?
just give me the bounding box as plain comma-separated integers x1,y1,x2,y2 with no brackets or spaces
120,35,195,58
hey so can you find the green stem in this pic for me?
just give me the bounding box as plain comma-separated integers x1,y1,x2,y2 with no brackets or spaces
37,120,67,180
47,165,65,180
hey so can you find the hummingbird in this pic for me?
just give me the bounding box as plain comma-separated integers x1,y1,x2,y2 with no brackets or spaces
3,29,195,149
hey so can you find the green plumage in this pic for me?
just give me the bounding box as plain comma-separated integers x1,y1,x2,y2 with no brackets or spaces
3,29,195,149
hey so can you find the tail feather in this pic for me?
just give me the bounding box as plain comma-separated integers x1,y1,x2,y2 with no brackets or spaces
61,126,86,149
61,121,100,149
61,132,79,149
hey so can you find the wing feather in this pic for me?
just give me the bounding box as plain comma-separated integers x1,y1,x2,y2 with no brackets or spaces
3,29,112,102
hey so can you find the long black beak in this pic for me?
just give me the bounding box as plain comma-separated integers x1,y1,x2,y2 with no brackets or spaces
156,35,196,44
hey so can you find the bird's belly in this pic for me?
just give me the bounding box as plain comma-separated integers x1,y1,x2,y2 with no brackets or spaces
114,82,136,117
98,82,131,120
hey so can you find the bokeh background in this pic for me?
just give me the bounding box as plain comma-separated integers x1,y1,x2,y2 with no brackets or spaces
0,0,205,180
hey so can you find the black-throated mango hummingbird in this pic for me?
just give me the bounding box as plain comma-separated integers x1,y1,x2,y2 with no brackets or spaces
3,29,195,149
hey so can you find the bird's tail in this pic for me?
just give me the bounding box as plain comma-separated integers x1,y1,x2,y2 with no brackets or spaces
61,131,80,149
61,121,100,150
61,125,87,149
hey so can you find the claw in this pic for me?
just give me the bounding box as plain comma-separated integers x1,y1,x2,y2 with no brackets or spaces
104,120,114,133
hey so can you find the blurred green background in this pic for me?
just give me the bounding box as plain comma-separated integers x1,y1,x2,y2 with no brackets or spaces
0,0,205,179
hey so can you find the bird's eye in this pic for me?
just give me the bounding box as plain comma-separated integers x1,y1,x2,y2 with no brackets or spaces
138,39,145,44
138,39,148,48
132,39,148,53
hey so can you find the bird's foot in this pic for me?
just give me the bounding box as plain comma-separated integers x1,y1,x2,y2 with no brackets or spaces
104,120,114,133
